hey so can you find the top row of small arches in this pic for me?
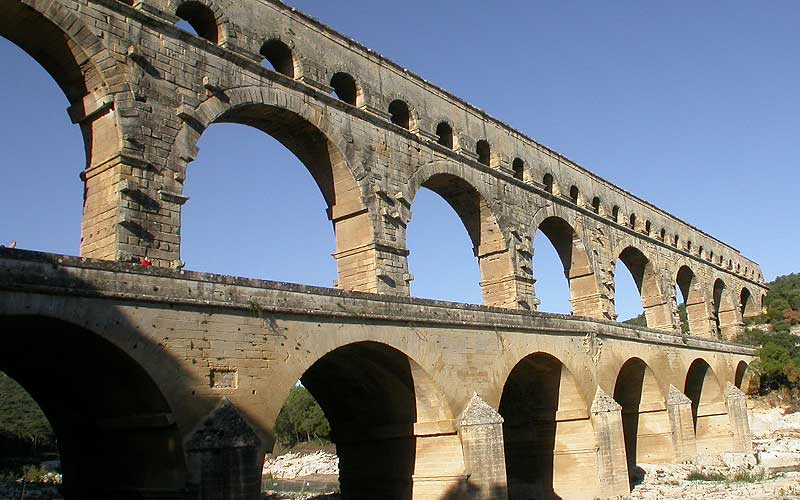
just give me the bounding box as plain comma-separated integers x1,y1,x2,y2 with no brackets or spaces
542,176,761,281
170,1,761,283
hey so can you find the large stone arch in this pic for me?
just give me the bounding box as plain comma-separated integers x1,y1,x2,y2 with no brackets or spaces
735,360,757,395
0,0,137,260
613,243,672,330
675,264,714,337
532,214,604,318
172,86,380,292
0,315,188,498
739,286,760,320
712,277,742,340
406,160,524,308
498,351,597,499
270,340,461,500
613,357,673,475
684,358,733,455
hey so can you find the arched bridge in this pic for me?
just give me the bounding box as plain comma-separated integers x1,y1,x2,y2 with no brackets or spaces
0,0,766,499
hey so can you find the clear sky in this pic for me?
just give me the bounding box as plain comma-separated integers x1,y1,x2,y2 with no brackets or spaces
1,0,797,321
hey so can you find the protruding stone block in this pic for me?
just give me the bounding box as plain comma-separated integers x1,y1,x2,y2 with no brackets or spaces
666,384,698,462
725,382,753,453
185,399,262,500
590,387,630,499
457,393,509,500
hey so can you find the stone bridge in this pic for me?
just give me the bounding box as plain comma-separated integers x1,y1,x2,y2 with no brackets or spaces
1,250,757,499
0,0,768,498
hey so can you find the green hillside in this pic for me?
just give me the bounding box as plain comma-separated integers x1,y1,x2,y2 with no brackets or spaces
0,372,56,459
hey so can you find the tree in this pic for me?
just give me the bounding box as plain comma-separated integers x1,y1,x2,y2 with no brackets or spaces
274,386,330,446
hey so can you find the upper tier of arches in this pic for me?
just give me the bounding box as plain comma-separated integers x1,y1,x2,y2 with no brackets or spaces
0,0,767,335
146,0,763,284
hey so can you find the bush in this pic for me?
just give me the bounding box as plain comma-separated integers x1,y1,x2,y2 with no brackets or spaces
685,469,726,481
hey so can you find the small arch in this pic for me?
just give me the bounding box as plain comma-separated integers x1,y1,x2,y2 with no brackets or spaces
686,240,692,253
568,185,579,204
260,39,295,78
644,220,651,235
388,99,412,130
543,173,555,193
612,205,620,222
591,196,601,214
629,213,637,230
512,157,525,181
330,72,360,106
175,1,219,44
659,228,666,241
699,246,705,259
709,250,714,261
435,121,453,149
476,139,491,166
673,234,679,247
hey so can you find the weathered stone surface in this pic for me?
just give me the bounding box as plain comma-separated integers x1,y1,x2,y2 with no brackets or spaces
0,0,766,337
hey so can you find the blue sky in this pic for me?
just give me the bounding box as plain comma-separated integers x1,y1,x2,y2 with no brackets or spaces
1,0,797,321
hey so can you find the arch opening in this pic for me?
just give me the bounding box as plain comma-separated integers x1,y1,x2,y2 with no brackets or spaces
408,173,509,306
435,122,453,149
476,140,491,166
568,185,579,204
260,39,295,78
613,358,670,483
713,278,741,340
534,217,600,317
512,158,525,181
388,99,412,130
675,265,707,336
542,173,554,194
499,353,594,499
175,1,219,44
735,361,756,395
273,341,456,500
616,247,668,329
330,72,360,107
0,35,85,256
684,359,731,455
0,316,187,497
182,103,372,291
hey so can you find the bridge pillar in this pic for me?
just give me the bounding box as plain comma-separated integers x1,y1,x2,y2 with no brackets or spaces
478,246,536,310
185,400,263,500
724,383,753,453
642,292,675,332
569,263,613,320
666,385,698,462
590,388,630,499
457,393,509,499
685,294,715,337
